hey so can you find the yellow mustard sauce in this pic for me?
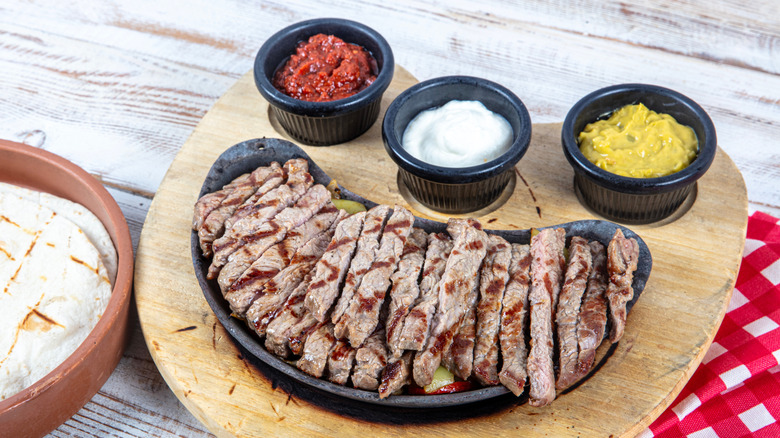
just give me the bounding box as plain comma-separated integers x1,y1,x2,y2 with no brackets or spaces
578,103,698,178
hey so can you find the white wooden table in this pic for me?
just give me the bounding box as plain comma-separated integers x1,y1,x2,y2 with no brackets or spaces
1,1,778,436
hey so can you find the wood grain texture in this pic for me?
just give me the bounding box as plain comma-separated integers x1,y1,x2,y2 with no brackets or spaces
134,67,747,437
0,0,774,435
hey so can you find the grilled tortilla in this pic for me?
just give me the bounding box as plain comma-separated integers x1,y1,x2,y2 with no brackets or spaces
0,189,113,400
0,182,117,284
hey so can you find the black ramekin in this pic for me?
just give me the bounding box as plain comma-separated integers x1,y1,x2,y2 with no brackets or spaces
382,76,532,214
561,83,717,224
254,18,394,146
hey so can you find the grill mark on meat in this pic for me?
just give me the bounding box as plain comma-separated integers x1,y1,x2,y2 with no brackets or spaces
527,227,565,407
215,184,331,292
327,340,356,385
297,323,338,378
555,236,593,390
385,228,428,359
209,160,310,277
197,163,283,257
396,233,453,352
606,229,639,343
575,241,608,381
192,173,250,231
337,206,414,348
413,219,487,387
351,327,389,391
223,204,340,315
243,209,345,337
378,351,413,398
472,235,512,386
330,205,391,329
498,244,532,396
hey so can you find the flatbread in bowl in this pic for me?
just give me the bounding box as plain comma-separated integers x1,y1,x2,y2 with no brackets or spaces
0,139,133,437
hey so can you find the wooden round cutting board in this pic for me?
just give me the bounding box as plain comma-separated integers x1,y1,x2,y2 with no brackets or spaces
134,66,748,437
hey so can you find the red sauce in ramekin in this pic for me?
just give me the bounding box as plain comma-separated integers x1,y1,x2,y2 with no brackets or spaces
273,34,378,102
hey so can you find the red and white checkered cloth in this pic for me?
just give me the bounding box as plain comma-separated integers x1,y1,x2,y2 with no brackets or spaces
642,211,780,437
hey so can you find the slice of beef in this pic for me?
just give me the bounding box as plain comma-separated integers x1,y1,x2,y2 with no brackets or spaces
224,203,340,315
472,234,512,386
606,229,639,343
264,272,313,358
385,227,428,359
288,314,322,357
555,236,593,390
396,233,453,352
412,218,487,387
337,206,414,348
304,211,367,322
526,227,566,407
243,209,345,337
297,323,338,378
378,351,413,399
351,327,389,391
192,172,250,231
215,184,331,291
327,340,356,386
442,285,478,380
498,243,532,396
222,162,289,233
575,241,608,380
198,163,283,256
209,160,310,277
330,205,391,328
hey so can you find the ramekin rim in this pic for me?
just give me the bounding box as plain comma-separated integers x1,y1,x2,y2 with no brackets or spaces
253,17,395,117
382,75,532,185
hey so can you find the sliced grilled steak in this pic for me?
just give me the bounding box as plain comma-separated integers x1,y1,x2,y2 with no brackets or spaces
338,206,414,348
555,236,593,390
297,323,338,378
327,340,356,385
527,227,566,407
378,351,413,399
224,203,340,315
472,234,512,386
192,173,250,231
222,162,289,233
215,184,331,291
198,163,283,256
288,315,322,357
575,241,608,380
412,218,487,387
209,160,310,277
442,286,478,380
606,229,639,343
330,205,391,328
304,211,367,322
351,327,389,391
396,233,453,352
243,208,344,337
264,272,313,358
498,243,532,396
385,227,428,359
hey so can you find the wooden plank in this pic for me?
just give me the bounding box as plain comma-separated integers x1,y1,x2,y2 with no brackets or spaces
134,67,747,437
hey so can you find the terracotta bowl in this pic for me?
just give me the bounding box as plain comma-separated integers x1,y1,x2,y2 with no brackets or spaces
0,139,134,437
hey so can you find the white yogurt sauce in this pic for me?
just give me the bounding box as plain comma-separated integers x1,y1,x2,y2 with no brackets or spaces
402,100,513,168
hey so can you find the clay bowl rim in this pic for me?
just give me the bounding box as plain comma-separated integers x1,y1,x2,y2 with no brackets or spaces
0,139,134,434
